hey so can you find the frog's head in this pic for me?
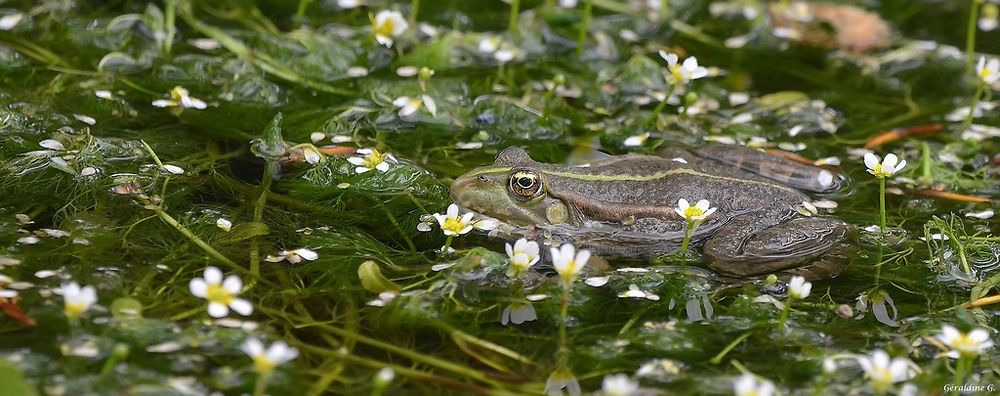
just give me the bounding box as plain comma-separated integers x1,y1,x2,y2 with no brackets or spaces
451,147,575,227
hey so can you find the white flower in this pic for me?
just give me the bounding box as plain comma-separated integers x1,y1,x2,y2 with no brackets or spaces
733,373,775,396
601,374,639,396
857,350,914,392
965,209,995,219
162,164,185,175
623,133,650,147
188,266,253,318
0,274,16,298
241,337,298,375
39,139,65,151
787,276,812,300
479,36,501,54
675,199,717,221
0,13,23,30
376,367,395,383
494,48,517,63
372,10,408,47
936,324,993,359
976,56,1000,85
558,0,578,8
347,148,396,174
473,217,499,231
505,238,540,277
864,153,907,178
432,204,475,236
60,281,97,319
585,276,610,287
545,368,581,396
981,3,999,31
551,243,590,289
152,86,207,110
501,303,537,325
658,51,709,85
264,248,319,264
338,0,363,9
366,291,399,307
392,95,437,117
216,218,233,231
617,284,660,301
822,358,837,374
74,114,96,125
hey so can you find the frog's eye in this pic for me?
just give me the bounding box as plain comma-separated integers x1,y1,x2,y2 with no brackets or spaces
508,171,541,199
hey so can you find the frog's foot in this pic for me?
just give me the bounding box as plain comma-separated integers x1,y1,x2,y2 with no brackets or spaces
704,216,849,280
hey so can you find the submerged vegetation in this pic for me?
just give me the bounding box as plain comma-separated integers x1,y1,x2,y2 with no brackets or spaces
0,0,998,394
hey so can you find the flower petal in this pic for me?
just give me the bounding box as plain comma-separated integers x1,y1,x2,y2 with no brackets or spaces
229,298,254,316
864,153,880,170
222,275,243,294
203,266,222,284
207,302,229,318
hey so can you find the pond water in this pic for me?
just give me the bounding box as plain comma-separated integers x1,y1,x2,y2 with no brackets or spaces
0,0,998,395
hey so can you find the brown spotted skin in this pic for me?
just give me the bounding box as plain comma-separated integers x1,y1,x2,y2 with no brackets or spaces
451,146,850,280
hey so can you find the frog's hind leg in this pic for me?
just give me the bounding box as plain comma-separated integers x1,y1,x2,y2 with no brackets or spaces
693,145,841,193
703,215,849,280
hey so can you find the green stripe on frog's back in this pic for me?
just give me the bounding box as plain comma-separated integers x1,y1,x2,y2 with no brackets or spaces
461,166,513,177
460,164,798,193
539,167,798,193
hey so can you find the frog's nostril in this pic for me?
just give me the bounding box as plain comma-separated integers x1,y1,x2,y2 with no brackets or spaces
478,175,488,182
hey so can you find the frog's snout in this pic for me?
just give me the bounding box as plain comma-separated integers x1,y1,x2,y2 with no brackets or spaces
449,174,482,203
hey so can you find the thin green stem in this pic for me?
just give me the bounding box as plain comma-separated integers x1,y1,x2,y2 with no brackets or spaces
140,140,166,168
644,84,677,128
966,0,982,76
508,0,520,37
442,235,454,252
950,356,971,396
962,82,984,132
576,0,593,57
658,0,668,21
777,299,793,329
264,308,498,384
679,220,693,255
164,0,176,57
147,200,275,287
253,375,269,396
295,0,312,26
410,0,421,26
558,288,570,366
879,177,887,232
920,142,932,184
709,332,751,365
249,160,276,281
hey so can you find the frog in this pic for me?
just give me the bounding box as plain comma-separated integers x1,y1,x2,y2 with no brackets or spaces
450,145,851,280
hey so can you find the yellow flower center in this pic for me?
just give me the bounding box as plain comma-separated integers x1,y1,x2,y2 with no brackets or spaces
374,19,396,38
872,163,891,178
363,149,386,169
169,86,186,103
982,68,994,80
950,333,980,355
683,206,705,219
206,283,235,305
668,65,685,84
65,302,86,319
442,216,467,234
559,260,579,285
869,367,893,391
253,355,277,375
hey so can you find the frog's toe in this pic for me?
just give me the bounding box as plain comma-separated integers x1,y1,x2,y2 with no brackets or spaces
706,217,848,278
